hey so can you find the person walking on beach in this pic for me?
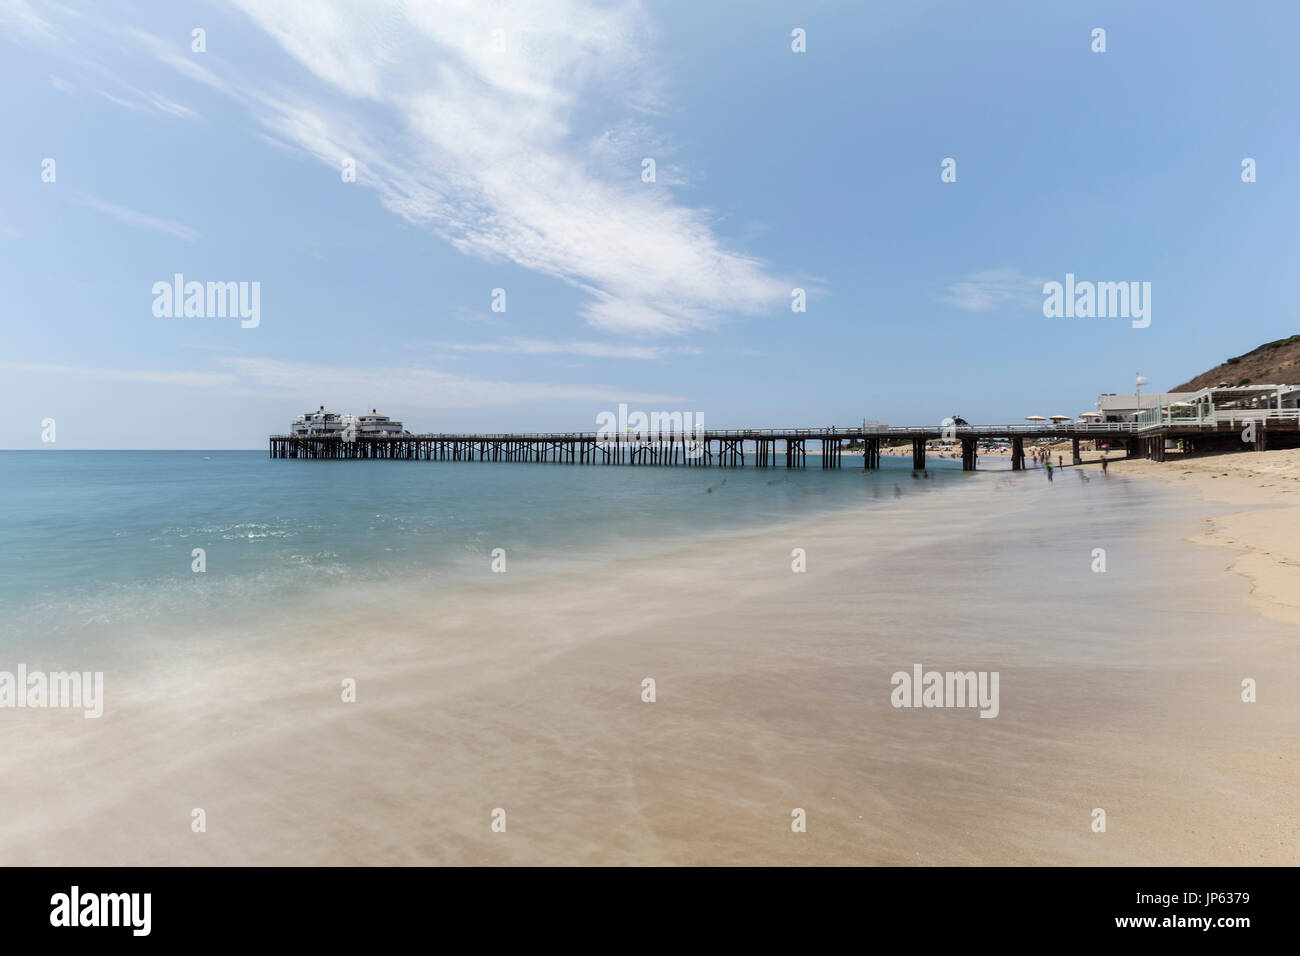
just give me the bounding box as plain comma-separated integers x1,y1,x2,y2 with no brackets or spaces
1045,460,1054,482
1101,455,1109,476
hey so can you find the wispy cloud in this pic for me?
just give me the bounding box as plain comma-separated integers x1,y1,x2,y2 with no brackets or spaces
95,85,199,119
69,192,201,242
237,0,789,333
78,71,201,118
12,1,790,335
431,339,701,360
93,89,142,112
72,0,786,334
940,268,1047,313
216,356,683,409
0,362,235,388
0,357,683,410
16,11,203,119
0,0,55,39
142,91,200,119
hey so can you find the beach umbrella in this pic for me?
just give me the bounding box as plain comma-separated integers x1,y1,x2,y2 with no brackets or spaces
1049,414,1071,422
1079,412,1102,419
1024,415,1047,422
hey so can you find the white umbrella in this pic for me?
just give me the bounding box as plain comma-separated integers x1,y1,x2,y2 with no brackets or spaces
1079,412,1102,418
1049,414,1071,422
1024,415,1047,422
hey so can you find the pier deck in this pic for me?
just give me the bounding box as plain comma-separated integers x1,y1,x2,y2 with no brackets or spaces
270,412,1300,470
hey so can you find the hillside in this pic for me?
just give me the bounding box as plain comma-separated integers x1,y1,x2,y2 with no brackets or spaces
1171,334,1300,391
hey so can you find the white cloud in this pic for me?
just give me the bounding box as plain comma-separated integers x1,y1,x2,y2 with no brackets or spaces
15,12,204,119
137,89,200,119
431,339,700,360
941,268,1046,312
218,0,787,334
217,356,683,409
69,192,201,242
93,89,142,111
83,72,201,118
10,1,789,335
0,357,683,410
0,362,236,388
0,0,54,39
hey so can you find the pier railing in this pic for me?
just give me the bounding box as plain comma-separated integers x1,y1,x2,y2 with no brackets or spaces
1135,407,1300,431
271,422,1141,443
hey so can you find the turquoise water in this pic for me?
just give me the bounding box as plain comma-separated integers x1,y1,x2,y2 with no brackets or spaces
0,450,972,641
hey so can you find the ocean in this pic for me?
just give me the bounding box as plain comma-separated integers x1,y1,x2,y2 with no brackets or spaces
0,449,973,646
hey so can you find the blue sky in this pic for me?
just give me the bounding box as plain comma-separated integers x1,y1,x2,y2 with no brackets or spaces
2,0,1297,448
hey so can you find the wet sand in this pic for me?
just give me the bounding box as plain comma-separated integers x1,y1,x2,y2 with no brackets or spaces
1103,448,1300,624
1,470,1296,865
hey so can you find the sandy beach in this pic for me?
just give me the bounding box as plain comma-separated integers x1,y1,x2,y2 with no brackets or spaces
1,461,1296,866
1100,449,1300,624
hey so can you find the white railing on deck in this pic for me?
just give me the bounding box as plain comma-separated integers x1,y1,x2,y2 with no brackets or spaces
1136,405,1300,430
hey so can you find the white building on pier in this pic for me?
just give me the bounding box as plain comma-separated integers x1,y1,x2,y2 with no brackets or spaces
290,406,408,438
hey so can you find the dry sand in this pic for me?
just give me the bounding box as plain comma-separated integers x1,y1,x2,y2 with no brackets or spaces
1,464,1296,866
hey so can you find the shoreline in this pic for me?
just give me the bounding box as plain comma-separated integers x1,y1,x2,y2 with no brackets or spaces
1084,449,1300,624
0,468,1295,865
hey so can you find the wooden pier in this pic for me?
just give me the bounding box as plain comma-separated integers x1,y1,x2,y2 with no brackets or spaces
273,422,1108,471
271,412,1300,471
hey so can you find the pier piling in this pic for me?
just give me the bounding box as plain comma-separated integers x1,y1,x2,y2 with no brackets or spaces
271,418,1290,471
1011,437,1025,470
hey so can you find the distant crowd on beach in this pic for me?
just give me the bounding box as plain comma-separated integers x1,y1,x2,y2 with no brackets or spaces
877,439,1113,481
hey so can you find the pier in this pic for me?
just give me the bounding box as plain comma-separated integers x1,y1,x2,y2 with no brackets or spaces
269,412,1300,470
